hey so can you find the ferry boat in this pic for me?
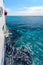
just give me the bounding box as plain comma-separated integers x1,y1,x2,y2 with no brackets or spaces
0,0,7,65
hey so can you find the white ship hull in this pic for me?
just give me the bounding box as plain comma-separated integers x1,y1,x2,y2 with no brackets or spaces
0,0,5,65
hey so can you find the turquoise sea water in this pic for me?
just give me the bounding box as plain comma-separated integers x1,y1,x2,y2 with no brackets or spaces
4,16,43,65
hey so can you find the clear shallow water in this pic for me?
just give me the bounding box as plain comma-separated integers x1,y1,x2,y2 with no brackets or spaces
4,16,43,65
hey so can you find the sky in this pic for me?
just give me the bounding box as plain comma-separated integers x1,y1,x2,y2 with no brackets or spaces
4,0,43,16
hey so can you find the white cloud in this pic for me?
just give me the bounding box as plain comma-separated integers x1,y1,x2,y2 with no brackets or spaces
7,6,43,16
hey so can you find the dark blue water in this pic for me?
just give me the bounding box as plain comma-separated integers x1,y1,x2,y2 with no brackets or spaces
4,16,43,65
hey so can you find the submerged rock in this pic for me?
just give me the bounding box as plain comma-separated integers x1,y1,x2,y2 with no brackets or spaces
13,47,32,65
4,42,32,65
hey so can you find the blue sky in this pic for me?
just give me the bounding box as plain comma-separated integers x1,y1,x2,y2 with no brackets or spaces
4,0,43,16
